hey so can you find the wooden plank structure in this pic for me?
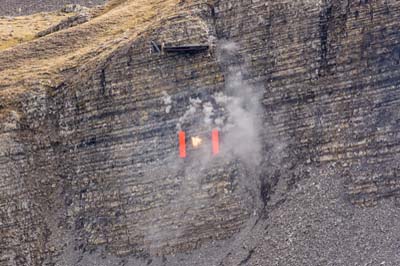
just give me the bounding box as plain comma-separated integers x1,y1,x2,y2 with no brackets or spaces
163,44,209,53
151,42,209,54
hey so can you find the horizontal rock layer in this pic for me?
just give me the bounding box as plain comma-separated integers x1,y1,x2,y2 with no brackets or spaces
1,0,400,265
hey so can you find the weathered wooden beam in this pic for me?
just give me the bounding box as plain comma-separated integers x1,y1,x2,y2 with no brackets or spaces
163,44,209,53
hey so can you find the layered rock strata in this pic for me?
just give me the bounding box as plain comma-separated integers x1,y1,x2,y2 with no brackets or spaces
1,0,400,265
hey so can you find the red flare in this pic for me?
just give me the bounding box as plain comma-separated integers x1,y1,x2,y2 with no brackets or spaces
212,129,219,155
179,131,186,158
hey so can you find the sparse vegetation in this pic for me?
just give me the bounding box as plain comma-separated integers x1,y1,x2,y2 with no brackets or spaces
0,12,75,51
0,0,180,112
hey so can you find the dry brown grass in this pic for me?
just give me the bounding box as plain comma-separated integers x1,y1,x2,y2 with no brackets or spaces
0,0,181,113
0,12,75,51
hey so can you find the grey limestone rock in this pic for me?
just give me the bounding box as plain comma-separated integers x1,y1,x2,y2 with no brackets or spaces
1,0,400,265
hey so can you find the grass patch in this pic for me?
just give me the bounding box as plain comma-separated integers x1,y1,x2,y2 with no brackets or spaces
0,12,75,51
0,0,181,110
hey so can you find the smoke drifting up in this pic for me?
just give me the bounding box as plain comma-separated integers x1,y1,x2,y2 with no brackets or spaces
176,41,263,167
171,40,266,213
143,41,266,256
215,41,263,166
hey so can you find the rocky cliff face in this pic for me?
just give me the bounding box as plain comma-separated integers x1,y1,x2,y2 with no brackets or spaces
0,0,107,16
1,0,400,265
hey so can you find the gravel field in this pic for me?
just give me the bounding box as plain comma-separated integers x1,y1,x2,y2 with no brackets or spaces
0,0,108,16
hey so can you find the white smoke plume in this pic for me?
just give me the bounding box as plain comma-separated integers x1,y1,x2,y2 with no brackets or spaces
214,41,263,166
174,41,263,167
162,91,172,114
144,40,266,256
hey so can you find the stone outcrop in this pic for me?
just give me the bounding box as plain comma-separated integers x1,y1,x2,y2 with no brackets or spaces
36,15,88,38
0,1,107,16
1,0,400,265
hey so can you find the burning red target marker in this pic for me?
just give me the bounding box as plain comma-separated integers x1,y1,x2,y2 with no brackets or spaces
178,129,220,158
